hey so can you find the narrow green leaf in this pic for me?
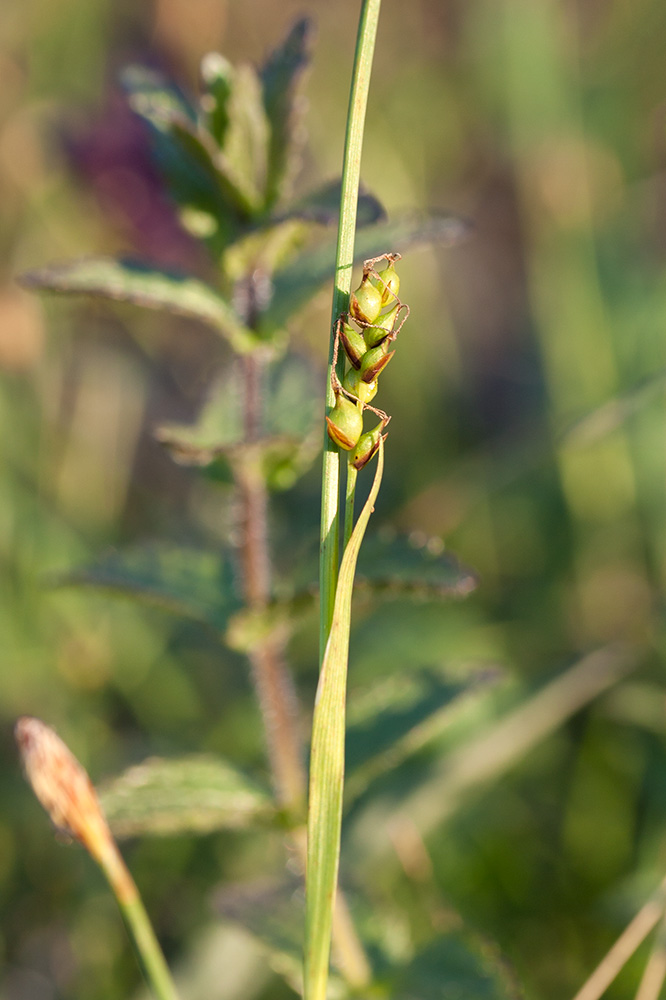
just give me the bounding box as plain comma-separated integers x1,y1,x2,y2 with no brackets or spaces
262,212,470,333
260,17,314,207
50,544,238,635
388,932,523,1000
344,667,500,804
304,441,384,1000
366,645,640,856
21,257,261,353
559,368,666,449
99,755,275,837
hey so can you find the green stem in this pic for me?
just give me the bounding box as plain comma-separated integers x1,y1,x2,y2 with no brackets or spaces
343,459,358,548
307,442,384,1000
99,843,179,1000
319,0,383,663
119,895,179,1000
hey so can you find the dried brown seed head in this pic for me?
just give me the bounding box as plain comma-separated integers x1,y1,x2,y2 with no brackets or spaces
15,717,112,862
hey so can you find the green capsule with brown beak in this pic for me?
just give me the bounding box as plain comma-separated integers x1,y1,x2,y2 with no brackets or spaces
349,277,382,325
360,341,395,383
339,322,367,369
325,393,363,450
364,302,400,349
343,366,378,403
370,261,400,305
351,421,387,471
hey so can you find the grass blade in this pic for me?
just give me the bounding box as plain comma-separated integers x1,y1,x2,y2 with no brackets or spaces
305,441,384,1000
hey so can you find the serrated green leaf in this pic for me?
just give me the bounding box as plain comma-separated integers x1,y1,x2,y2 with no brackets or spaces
215,878,304,988
155,355,322,488
344,667,500,805
276,178,386,227
221,533,476,654
121,65,243,248
20,257,261,354
50,544,238,635
387,932,523,1000
260,17,314,207
220,64,270,214
158,430,321,492
355,531,478,599
262,212,470,333
99,755,275,837
121,65,196,124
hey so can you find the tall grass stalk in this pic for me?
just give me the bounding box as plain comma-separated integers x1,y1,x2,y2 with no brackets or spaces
309,2,382,998
319,0,382,660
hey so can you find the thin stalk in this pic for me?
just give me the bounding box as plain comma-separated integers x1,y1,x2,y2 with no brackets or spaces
635,916,666,1000
571,874,666,1000
343,459,358,548
15,717,180,1000
99,843,180,1000
238,352,306,817
319,0,382,662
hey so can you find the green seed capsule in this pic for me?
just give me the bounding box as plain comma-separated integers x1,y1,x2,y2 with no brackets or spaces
351,422,386,471
360,343,395,383
349,278,382,325
371,262,400,305
343,366,378,403
364,302,400,348
339,322,367,369
325,394,363,450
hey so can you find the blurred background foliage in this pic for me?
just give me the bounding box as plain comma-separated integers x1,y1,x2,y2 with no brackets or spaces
2,1,666,999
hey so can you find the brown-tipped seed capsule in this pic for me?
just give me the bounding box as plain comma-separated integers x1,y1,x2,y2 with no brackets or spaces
351,422,387,471
360,343,395,383
325,393,363,450
371,262,400,305
349,278,382,326
364,302,400,349
339,322,367,369
15,717,114,864
343,366,378,403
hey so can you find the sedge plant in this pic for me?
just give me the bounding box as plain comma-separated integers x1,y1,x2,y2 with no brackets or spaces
12,6,596,1000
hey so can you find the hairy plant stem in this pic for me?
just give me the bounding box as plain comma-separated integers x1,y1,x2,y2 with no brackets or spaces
237,352,306,817
319,0,383,661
